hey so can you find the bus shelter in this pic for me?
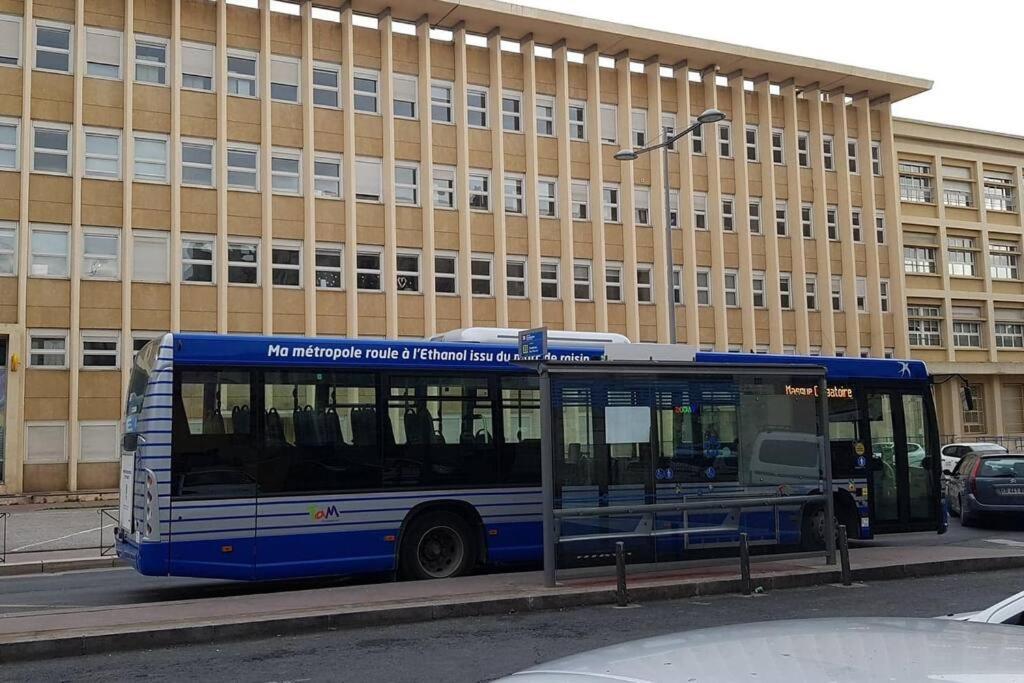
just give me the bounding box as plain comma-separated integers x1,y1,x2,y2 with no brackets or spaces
535,361,835,586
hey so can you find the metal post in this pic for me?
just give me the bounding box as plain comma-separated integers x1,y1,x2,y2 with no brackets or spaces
739,532,751,595
615,541,629,607
540,363,557,587
662,143,676,344
819,375,837,565
838,525,852,586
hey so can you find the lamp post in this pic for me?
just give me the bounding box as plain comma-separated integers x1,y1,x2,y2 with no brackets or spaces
615,108,726,344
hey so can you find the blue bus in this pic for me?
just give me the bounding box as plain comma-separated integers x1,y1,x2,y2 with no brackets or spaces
115,331,941,581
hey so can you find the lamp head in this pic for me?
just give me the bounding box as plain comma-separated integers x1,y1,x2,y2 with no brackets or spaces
696,108,727,125
614,149,639,161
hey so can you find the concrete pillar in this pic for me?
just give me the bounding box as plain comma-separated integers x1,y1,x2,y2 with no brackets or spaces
487,29,509,328
728,71,755,351
379,11,398,338
875,98,910,358
832,93,861,354
169,0,182,332
521,36,542,327
554,42,577,330
584,47,608,333
300,0,316,335
68,0,85,491
453,24,473,328
258,0,273,334
415,16,437,337
778,80,808,353
120,0,136,396
340,5,358,336
806,86,836,354
615,52,639,341
703,67,727,351
673,62,699,346
855,96,884,357
645,58,669,342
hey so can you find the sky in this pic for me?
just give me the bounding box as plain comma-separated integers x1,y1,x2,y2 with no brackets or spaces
514,0,1024,137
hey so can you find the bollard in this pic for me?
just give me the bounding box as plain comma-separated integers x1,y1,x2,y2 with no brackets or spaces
739,532,752,596
838,525,852,586
615,541,629,607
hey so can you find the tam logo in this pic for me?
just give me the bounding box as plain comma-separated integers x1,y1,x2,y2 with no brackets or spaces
308,505,341,521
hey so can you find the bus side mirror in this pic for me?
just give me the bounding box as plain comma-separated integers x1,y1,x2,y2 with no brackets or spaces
942,469,953,476
122,433,140,452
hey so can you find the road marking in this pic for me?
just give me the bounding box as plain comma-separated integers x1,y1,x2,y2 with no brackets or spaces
9,524,115,552
985,538,1024,548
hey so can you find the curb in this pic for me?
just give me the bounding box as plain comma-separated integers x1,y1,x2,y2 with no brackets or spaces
1,553,1023,663
0,557,123,577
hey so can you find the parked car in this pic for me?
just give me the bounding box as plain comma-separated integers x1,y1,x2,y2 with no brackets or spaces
496,618,1024,682
941,442,1008,475
945,453,1024,526
942,589,1024,625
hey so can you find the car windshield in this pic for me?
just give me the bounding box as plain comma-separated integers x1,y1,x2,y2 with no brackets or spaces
978,457,1024,478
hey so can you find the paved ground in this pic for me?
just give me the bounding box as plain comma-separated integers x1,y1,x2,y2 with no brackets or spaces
1,568,1020,682
0,503,115,559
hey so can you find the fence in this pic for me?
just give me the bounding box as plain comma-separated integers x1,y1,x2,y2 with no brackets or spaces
940,435,1024,452
0,507,118,563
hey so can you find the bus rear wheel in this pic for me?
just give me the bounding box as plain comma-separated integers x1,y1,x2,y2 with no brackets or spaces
800,505,840,551
400,511,475,580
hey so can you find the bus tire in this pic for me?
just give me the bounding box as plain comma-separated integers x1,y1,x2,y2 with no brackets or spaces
399,510,475,580
800,505,837,551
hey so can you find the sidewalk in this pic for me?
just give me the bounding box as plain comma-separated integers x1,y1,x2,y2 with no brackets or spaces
0,502,118,572
1,542,1023,662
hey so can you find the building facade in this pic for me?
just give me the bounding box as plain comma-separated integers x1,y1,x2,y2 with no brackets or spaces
0,0,1010,494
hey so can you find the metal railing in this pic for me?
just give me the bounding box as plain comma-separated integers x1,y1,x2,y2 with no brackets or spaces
0,508,119,562
940,434,1024,452
0,512,7,564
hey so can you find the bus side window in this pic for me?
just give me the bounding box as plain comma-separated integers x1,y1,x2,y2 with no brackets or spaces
500,377,541,484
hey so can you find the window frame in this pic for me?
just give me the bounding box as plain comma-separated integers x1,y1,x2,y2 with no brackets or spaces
434,250,458,296
85,27,122,80
181,41,215,92
603,183,621,223
574,259,593,301
83,127,122,180
0,14,22,68
25,421,68,463
801,203,813,239
847,138,859,174
466,85,489,129
314,243,344,291
34,20,73,75
774,200,788,236
540,259,560,300
81,331,120,370
501,90,523,133
797,132,810,168
744,124,758,162
0,221,17,276
469,170,491,212
355,157,383,202
471,253,493,297
696,268,711,306
312,61,341,108
79,421,121,463
605,262,623,302
537,178,557,218
0,116,19,171
180,137,215,188
227,49,259,98
82,225,121,281
599,104,617,145
748,197,761,234
353,68,381,114
269,55,301,104
28,329,69,369
181,233,216,285
431,80,454,124
395,249,421,294
631,108,648,148
822,134,835,171
29,223,70,279
434,165,457,210
270,147,302,195
536,95,555,137
506,256,527,298
393,72,418,119
32,122,71,176
771,128,784,165
568,100,586,141
227,238,260,286
134,35,169,86
752,271,766,308
571,180,589,221
636,265,654,304
356,246,383,292
271,240,302,289
718,121,732,158
225,143,259,191
394,161,420,206
133,133,169,183
132,229,170,283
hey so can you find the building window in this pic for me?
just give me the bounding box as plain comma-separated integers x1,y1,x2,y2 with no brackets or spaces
851,209,863,243
744,125,758,162
574,261,592,301
875,212,886,244
435,166,456,209
84,129,121,180
395,251,420,293
571,181,589,220
503,174,523,214
313,63,340,107
805,275,817,311
721,196,735,232
904,245,937,274
0,15,21,66
435,252,457,295
354,69,380,114
779,273,792,309
80,422,120,462
314,154,341,198
691,119,704,155
963,384,986,434
227,51,257,97
272,148,305,195
603,184,620,223
227,240,259,285
133,231,169,283
797,132,810,168
856,277,868,312
775,201,788,236
135,37,167,85
182,235,215,284
271,242,301,287
672,266,682,304
771,129,784,164
718,122,732,157
943,169,973,208
635,187,651,226
82,227,119,279
694,193,707,230
134,134,168,183
823,205,837,241
29,331,68,368
467,86,488,128
631,109,647,147
568,101,586,140
752,272,766,308
86,28,122,79
33,124,70,174
801,203,812,239
132,332,161,358
600,105,617,145
669,190,679,228
831,276,842,312
0,222,16,276
356,249,382,291
540,260,559,299
947,236,978,277
749,198,761,234
506,257,527,298
29,224,69,278
662,113,677,152
0,117,18,170
899,161,933,203
270,56,300,103
181,42,214,91
606,264,622,302
907,305,942,347
724,270,739,307
879,279,890,312
355,158,382,201
470,171,490,211
983,171,1016,212
953,321,982,348
82,332,119,368
315,244,343,289
431,81,454,123
393,73,417,118
181,139,215,187
395,163,419,206
990,241,1020,280
471,255,493,296
637,266,653,304
871,141,882,176
847,139,859,174
223,144,258,190
995,322,1024,348
502,91,522,132
36,23,72,73
696,269,711,306
26,422,68,463
822,135,834,171
536,96,555,137
538,179,557,218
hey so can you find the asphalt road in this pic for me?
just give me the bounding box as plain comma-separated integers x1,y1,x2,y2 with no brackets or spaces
2,568,1022,683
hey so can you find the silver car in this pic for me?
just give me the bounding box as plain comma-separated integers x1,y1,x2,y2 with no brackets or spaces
497,618,1024,682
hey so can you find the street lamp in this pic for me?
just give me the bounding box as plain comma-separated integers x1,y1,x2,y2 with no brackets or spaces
615,108,727,344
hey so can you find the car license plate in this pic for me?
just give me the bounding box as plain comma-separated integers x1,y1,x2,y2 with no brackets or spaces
998,487,1024,496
